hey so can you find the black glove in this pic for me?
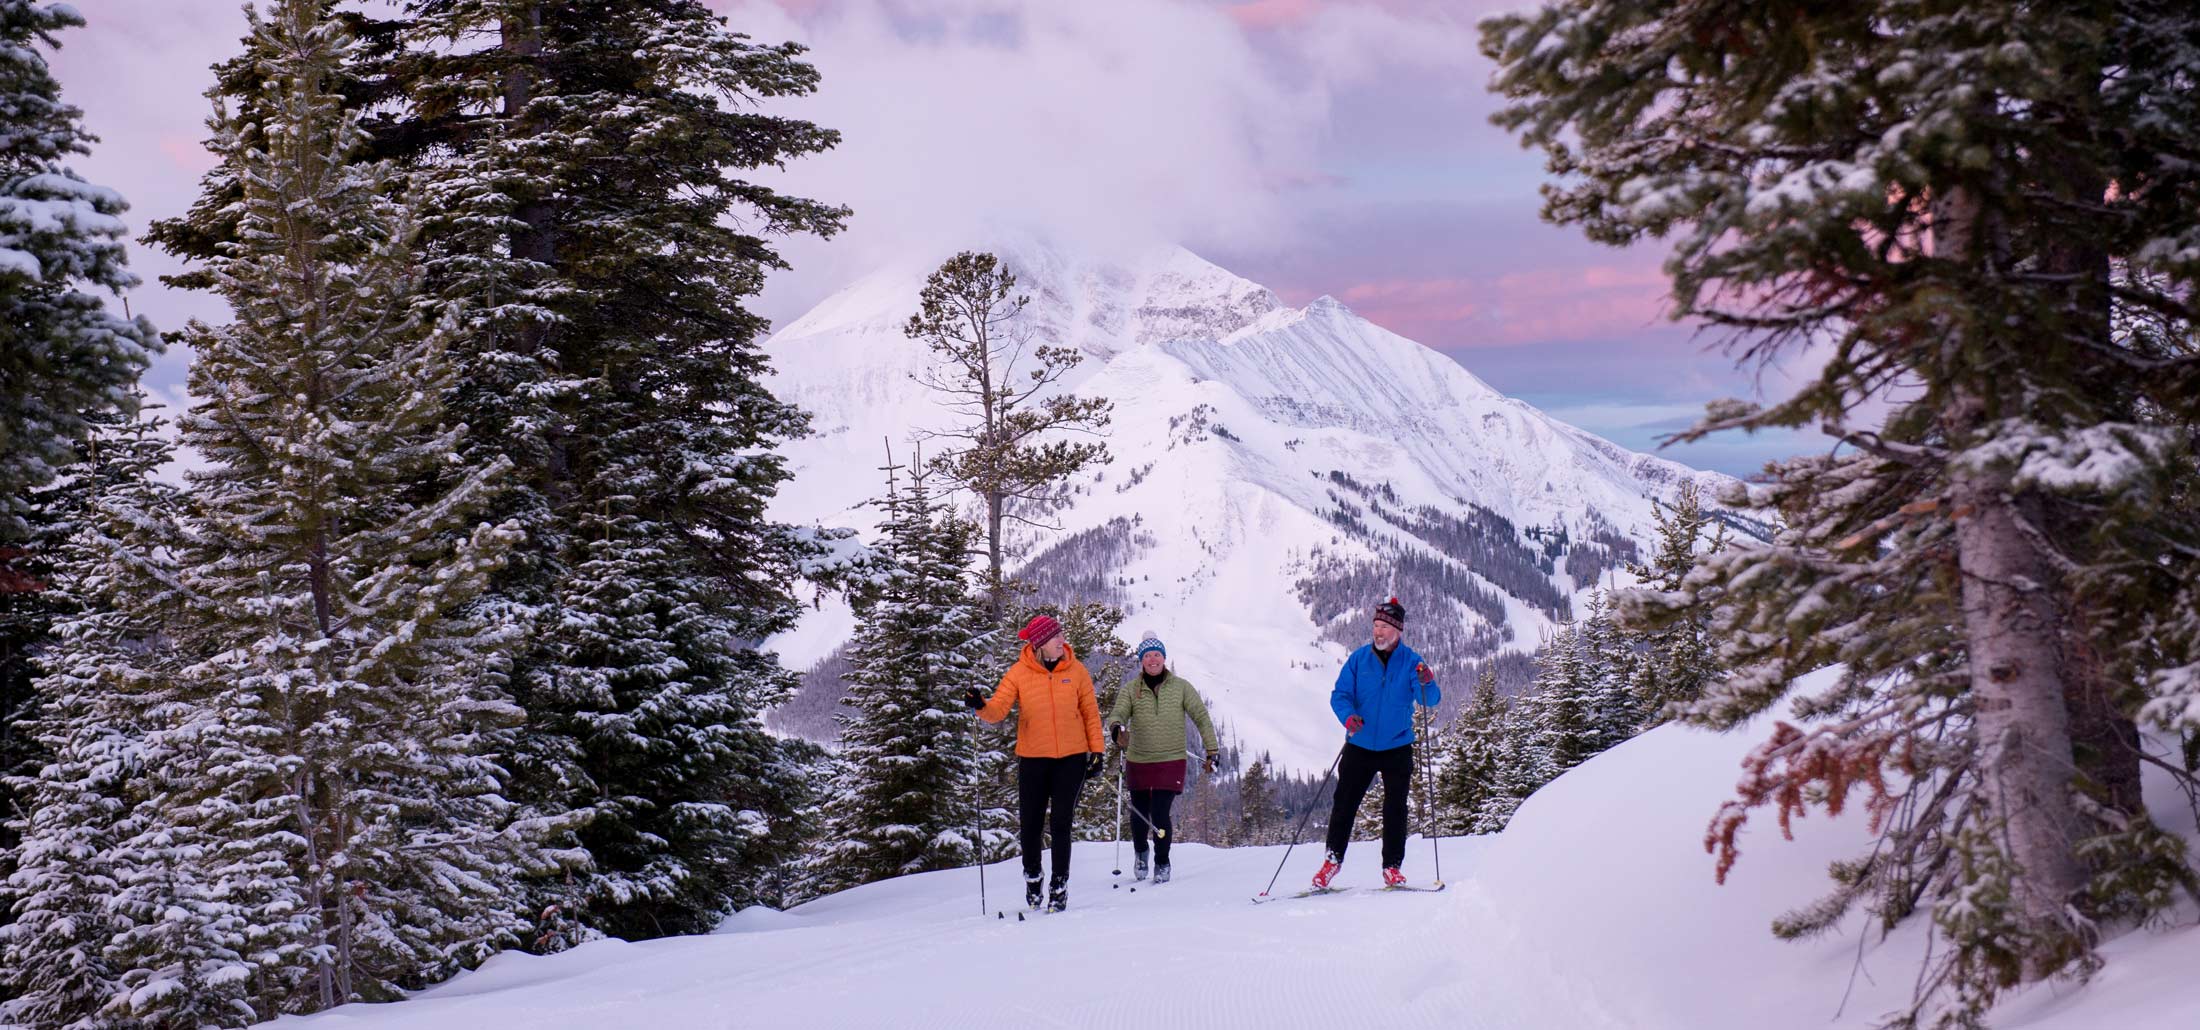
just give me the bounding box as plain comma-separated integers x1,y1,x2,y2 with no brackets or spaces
1204,750,1220,775
963,688,986,711
1111,724,1127,749
1085,752,1105,778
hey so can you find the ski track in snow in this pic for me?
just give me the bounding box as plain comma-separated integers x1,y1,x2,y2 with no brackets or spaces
285,671,2200,1029
289,839,1590,1030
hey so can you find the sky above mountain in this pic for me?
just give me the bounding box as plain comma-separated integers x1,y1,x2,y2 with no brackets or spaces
59,0,1825,477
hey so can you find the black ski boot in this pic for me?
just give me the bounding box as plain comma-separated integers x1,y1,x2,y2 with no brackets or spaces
1046,874,1068,913
1152,862,1171,885
1024,875,1043,910
1134,849,1149,882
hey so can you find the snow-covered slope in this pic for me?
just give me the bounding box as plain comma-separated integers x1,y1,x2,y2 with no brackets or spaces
762,238,1733,773
281,670,2200,1029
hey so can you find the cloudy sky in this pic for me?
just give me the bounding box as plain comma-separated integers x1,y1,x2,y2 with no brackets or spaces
54,0,1824,476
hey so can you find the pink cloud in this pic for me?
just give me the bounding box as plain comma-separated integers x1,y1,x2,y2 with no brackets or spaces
1335,263,1675,347
157,133,218,176
1226,0,1324,30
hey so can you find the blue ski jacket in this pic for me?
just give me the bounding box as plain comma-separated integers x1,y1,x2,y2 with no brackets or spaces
1330,643,1440,752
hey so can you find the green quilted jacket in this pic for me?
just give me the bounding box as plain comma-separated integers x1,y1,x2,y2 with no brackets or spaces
1105,671,1220,765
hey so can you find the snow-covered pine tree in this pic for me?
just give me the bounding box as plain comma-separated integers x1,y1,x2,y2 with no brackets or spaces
1508,596,1641,797
1576,590,1643,756
811,457,991,895
1621,482,1723,725
0,406,179,1028
1486,0,2200,1018
112,3,554,1020
0,0,158,545
338,0,849,942
1522,623,1597,774
1432,667,1506,835
764,737,839,910
0,0,159,874
1474,698,1552,834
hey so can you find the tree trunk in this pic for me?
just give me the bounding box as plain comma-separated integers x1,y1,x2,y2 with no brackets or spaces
500,5,570,497
1949,465,2087,941
499,8,554,274
1936,183,2088,979
2032,83,2143,823
2061,597,2144,817
985,488,1004,620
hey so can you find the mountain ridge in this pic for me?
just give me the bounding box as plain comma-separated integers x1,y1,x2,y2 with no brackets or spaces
761,239,1734,773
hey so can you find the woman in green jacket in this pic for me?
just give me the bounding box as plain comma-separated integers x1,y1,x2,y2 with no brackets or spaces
1106,630,1220,884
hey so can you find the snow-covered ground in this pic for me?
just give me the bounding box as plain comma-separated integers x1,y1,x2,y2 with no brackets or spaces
282,672,2200,1029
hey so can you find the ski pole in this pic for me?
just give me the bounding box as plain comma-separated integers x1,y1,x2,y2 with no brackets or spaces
973,719,988,916
1112,739,1125,876
1417,682,1443,887
1256,744,1346,899
1121,748,1203,838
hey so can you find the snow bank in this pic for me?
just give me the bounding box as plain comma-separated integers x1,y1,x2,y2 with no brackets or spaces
285,668,2200,1028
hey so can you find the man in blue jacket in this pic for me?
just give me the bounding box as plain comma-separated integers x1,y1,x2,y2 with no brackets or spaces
1313,596,1440,889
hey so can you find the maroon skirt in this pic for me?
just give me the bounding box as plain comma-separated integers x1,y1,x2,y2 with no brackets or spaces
1126,758,1187,793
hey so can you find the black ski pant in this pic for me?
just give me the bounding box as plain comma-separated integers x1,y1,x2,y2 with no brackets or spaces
1324,741,1413,869
1129,789,1177,864
1018,755,1087,881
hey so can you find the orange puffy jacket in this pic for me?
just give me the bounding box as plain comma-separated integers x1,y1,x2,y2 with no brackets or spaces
979,643,1105,759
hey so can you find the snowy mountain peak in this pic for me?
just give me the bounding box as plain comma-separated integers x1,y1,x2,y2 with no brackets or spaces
762,242,1732,773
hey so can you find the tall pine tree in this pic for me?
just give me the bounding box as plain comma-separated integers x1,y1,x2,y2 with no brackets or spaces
1522,623,1597,774
1487,0,2200,1019
1621,481,1723,724
0,0,157,542
0,407,178,1028
811,458,992,895
1237,755,1279,845
1575,591,1644,756
345,0,845,941
0,0,159,898
110,4,556,1020
1432,667,1506,835
903,252,1114,615
1475,699,1552,834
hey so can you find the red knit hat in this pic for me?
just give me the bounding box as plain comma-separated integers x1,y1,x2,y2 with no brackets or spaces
1019,614,1065,648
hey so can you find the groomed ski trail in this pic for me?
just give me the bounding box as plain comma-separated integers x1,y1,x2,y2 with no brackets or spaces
282,838,1616,1030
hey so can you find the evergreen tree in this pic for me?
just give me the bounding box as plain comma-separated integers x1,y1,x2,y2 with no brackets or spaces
0,0,159,901
1576,591,1643,756
109,4,554,1020
812,459,992,894
1179,743,1221,844
1237,754,1279,845
0,408,178,1028
1486,0,2200,1018
904,252,1114,614
1432,667,1506,835
0,0,158,544
1623,481,1723,724
1522,624,1597,774
260,0,852,942
1475,699,1553,834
